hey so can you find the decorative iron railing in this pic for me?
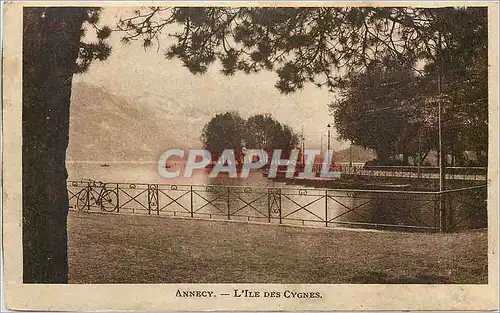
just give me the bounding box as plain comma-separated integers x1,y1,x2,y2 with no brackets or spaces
313,165,487,181
67,180,487,232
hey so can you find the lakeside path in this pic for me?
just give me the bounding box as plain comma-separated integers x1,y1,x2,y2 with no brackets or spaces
68,211,487,284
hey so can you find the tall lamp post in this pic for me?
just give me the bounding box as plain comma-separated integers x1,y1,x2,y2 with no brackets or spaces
320,133,323,156
327,124,331,170
436,31,446,232
327,124,331,152
301,125,305,165
349,145,353,167
437,36,445,193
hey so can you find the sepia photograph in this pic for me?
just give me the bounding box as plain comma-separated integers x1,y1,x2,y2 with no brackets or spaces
2,1,499,311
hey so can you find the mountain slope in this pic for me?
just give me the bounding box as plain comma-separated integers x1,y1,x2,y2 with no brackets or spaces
333,145,376,164
67,82,178,162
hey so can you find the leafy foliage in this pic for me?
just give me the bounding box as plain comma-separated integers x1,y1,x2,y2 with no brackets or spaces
330,57,422,164
200,112,299,160
200,112,246,159
23,7,112,74
75,8,113,73
420,8,488,164
117,7,474,93
245,114,299,157
330,7,487,165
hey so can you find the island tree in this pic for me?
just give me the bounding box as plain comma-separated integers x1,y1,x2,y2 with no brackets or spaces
200,112,299,162
200,111,246,161
245,114,299,158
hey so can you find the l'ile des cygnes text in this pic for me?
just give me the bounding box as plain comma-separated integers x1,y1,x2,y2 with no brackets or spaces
175,289,323,299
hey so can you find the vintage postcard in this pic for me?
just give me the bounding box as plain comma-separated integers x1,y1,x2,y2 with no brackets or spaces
2,1,499,311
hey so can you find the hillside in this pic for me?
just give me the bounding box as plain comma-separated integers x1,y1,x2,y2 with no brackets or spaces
333,145,376,164
67,83,179,162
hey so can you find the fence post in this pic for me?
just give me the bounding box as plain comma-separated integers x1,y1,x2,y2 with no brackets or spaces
156,184,159,215
116,183,120,213
147,184,159,215
438,192,446,232
278,188,282,224
325,190,328,227
85,185,90,211
147,184,152,215
190,186,194,218
267,188,271,223
227,187,231,220
433,194,438,232
446,193,454,231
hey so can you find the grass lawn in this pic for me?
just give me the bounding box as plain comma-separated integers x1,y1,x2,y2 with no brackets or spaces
68,211,487,284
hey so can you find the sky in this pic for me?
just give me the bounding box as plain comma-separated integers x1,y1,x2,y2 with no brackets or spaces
73,7,349,151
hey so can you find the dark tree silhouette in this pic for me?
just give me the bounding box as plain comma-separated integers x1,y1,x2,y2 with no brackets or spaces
118,7,486,91
330,57,421,165
245,114,299,158
418,8,488,165
200,111,246,161
200,113,299,161
23,7,111,283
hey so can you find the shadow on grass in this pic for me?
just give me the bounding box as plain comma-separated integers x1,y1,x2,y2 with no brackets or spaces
349,271,453,284
68,212,488,284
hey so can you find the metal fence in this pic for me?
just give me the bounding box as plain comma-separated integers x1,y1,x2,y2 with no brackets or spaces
67,180,487,232
307,164,487,181
334,165,487,181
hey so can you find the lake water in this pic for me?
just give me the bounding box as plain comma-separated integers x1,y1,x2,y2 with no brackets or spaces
67,162,486,231
67,161,286,186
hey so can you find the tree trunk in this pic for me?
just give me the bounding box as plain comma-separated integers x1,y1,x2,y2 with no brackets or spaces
402,152,409,165
421,149,430,165
23,8,85,283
